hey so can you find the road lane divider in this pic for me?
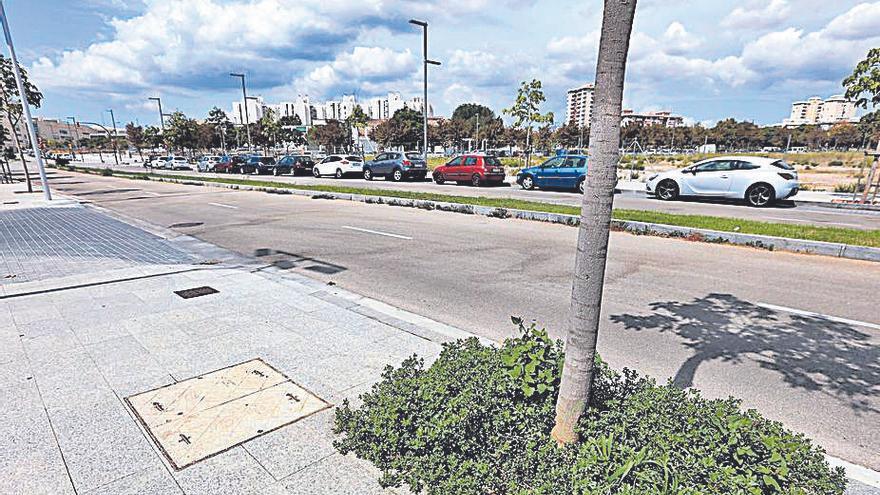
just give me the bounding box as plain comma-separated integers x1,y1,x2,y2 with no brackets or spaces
757,302,880,331
342,226,412,240
208,202,238,209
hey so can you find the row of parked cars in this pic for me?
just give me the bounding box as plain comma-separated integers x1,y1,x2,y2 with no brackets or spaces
146,151,799,207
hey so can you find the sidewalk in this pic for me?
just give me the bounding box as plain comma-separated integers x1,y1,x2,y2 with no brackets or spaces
1,183,877,494
0,185,460,495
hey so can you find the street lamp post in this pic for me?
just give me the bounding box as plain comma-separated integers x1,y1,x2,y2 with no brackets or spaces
65,116,80,161
148,97,166,133
0,0,51,200
409,19,440,160
106,109,120,165
230,73,253,152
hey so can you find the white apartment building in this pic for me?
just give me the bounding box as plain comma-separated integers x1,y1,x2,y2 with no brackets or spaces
784,95,858,127
566,83,595,127
620,110,685,128
231,96,265,125
272,95,314,126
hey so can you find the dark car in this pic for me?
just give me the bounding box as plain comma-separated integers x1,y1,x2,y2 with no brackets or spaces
241,156,286,175
364,151,428,182
433,154,506,187
278,155,314,176
516,155,589,193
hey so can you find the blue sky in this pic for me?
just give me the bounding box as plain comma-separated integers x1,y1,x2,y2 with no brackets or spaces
7,0,880,128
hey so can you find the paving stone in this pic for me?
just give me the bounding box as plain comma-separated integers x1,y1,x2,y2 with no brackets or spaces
279,453,393,495
244,409,337,480
85,336,174,398
50,397,158,493
0,380,76,495
82,464,182,495
171,446,275,495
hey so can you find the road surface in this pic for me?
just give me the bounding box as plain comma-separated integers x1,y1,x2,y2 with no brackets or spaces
46,170,880,473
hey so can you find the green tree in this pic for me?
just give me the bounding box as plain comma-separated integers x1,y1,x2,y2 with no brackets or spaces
278,115,305,149
346,105,370,152
0,55,43,191
143,126,163,150
827,123,861,150
307,120,350,151
205,106,233,151
554,122,586,149
164,111,199,151
552,0,637,445
125,123,145,161
371,108,423,149
844,48,880,109
503,79,554,167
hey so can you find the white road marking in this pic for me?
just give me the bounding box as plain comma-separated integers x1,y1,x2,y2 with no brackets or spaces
341,226,412,240
208,202,238,209
825,454,880,488
143,191,162,196
757,302,880,331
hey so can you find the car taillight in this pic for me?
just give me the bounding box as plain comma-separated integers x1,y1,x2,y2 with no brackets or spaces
341,160,349,164
402,160,411,166
778,173,795,180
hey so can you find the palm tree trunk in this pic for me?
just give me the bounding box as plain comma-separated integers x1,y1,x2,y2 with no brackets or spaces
551,0,637,445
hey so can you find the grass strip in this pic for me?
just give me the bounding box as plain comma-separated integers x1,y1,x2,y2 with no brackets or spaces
58,165,880,248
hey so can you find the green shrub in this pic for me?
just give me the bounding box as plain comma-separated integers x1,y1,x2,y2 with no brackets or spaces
834,183,861,193
828,160,844,167
100,167,113,176
334,321,846,495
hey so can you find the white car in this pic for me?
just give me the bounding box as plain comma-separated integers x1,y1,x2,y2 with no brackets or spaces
313,154,364,178
645,156,799,207
147,155,170,169
197,155,223,172
164,156,190,170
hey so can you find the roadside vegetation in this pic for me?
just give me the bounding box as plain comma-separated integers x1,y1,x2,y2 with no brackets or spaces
54,164,880,248
334,321,847,494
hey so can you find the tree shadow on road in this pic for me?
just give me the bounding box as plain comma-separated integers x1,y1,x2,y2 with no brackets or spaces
609,293,880,414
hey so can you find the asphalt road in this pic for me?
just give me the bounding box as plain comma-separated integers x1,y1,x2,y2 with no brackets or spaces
48,170,880,473
61,160,880,231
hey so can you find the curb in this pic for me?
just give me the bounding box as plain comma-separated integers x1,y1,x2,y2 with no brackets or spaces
57,168,880,263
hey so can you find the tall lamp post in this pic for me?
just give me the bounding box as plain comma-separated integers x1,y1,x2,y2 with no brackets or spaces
409,19,440,160
148,97,166,133
230,73,253,152
66,116,80,161
0,0,51,200
106,109,119,165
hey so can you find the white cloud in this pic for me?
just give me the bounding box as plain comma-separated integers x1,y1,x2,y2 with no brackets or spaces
662,22,700,55
293,46,415,96
720,0,791,30
824,2,880,40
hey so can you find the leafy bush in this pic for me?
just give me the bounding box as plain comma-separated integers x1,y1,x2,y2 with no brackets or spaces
334,321,847,495
828,160,844,167
100,167,114,176
834,183,861,193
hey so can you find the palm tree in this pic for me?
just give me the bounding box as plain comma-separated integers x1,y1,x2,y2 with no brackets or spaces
551,0,638,445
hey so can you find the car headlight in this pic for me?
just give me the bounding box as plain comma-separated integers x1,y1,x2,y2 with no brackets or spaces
648,174,659,181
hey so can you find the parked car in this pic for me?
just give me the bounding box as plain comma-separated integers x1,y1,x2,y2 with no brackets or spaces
196,155,223,172
313,154,364,178
364,151,427,181
210,155,237,173
164,156,190,170
645,156,799,207
240,156,286,175
146,155,169,169
433,154,506,187
516,155,589,193
278,155,314,176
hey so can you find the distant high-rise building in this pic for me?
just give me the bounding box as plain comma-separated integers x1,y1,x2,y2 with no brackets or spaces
566,83,595,127
620,110,684,128
231,97,265,125
784,95,858,127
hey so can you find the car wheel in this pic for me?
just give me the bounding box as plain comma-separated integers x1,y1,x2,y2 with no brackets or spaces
335,168,343,179
577,177,585,194
656,180,679,201
272,167,281,176
390,169,403,182
471,174,482,187
746,183,774,207
313,167,321,178
434,173,445,185
521,175,534,190
364,168,373,181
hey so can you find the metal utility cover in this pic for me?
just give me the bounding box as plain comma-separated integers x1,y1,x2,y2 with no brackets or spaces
127,359,330,469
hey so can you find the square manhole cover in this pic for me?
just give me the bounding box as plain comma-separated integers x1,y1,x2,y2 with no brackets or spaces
127,359,330,469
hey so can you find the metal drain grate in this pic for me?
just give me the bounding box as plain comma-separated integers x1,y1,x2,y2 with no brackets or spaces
174,286,219,299
169,222,204,228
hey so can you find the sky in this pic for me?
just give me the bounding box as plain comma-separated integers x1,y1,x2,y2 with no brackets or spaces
6,0,880,129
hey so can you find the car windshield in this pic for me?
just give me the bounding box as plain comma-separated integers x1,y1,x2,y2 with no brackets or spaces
260,157,276,164
405,152,423,160
484,157,502,166
771,160,794,170
345,156,362,162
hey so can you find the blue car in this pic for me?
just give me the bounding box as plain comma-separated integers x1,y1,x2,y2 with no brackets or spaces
516,155,588,193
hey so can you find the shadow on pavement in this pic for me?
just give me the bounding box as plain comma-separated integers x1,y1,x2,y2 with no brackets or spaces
610,293,879,414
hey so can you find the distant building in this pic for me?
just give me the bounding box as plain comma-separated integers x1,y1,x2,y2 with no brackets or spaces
784,95,858,127
566,83,595,127
231,97,265,125
2,117,106,150
620,110,684,128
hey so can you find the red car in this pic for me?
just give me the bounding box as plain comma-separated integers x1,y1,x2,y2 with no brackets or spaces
432,154,506,187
